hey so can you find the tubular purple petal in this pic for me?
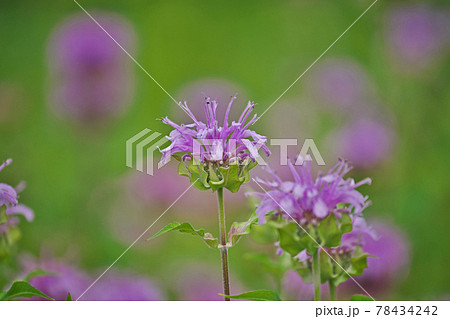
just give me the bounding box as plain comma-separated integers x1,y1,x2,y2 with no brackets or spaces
159,97,270,167
249,159,371,223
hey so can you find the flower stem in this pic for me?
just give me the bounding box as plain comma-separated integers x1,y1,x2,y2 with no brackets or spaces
312,249,321,301
329,280,337,301
217,188,230,301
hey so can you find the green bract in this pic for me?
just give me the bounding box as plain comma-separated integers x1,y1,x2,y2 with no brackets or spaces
261,213,374,287
319,246,371,287
267,213,354,258
178,158,257,193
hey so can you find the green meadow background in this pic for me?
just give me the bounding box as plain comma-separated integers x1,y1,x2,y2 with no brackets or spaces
0,0,449,300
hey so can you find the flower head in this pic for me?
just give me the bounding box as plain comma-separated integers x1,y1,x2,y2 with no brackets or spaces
48,13,136,122
160,96,270,192
251,159,371,224
329,118,395,169
0,159,16,208
385,4,449,71
0,159,34,236
286,216,376,287
285,216,375,263
83,271,163,301
172,78,245,123
308,59,372,111
21,254,90,301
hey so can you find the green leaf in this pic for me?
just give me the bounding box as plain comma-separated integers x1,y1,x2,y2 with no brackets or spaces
300,233,318,255
319,249,334,284
149,222,219,249
340,213,353,234
228,214,258,246
249,224,279,244
0,281,54,301
228,222,250,246
207,165,222,183
220,289,281,301
278,223,305,256
350,294,373,301
333,247,371,286
334,272,350,287
187,161,210,191
317,214,341,247
225,164,242,193
66,293,72,301
245,252,292,278
348,253,369,277
294,263,313,283
177,161,190,177
0,205,7,225
23,269,54,282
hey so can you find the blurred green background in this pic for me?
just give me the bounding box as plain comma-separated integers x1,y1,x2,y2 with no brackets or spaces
0,0,449,300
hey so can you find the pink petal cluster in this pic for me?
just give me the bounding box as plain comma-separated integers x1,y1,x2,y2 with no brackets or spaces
0,159,33,233
160,96,270,165
250,159,371,224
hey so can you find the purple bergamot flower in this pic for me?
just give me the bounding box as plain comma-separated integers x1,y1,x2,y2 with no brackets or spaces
249,159,371,224
0,159,34,235
173,78,245,123
160,96,270,192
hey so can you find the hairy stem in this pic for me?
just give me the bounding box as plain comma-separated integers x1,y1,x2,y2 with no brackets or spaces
217,188,230,301
312,249,321,301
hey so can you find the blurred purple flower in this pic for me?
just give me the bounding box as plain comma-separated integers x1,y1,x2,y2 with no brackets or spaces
82,272,163,301
385,4,449,70
105,167,219,245
339,219,410,297
21,254,90,301
329,118,395,169
175,264,242,301
126,167,215,210
106,162,252,245
308,59,372,111
0,159,17,208
160,96,270,165
249,159,371,224
21,254,163,301
282,270,321,301
341,217,377,249
0,159,33,234
48,12,136,122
